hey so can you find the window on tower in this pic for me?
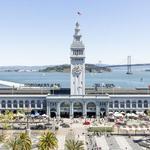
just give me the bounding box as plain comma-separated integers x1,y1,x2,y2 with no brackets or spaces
73,50,83,55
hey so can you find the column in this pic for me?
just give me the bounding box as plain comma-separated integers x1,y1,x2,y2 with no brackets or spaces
83,102,87,118
142,100,144,109
96,103,100,118
5,100,8,109
46,101,50,116
124,100,126,110
106,102,109,116
57,102,60,118
17,100,19,109
70,102,73,118
29,101,31,109
41,101,43,109
136,100,138,109
23,100,25,109
35,100,37,109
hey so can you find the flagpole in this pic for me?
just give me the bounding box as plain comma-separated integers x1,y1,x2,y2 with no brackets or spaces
76,11,82,23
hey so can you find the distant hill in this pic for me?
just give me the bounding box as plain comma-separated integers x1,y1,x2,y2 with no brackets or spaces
39,64,111,73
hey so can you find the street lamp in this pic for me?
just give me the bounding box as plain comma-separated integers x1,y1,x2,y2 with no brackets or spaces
51,84,60,95
24,108,32,136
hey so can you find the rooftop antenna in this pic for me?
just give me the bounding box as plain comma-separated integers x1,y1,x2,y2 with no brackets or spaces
126,56,132,75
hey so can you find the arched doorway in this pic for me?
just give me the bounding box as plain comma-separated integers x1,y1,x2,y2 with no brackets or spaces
100,108,106,118
87,102,96,118
132,110,136,114
50,108,56,118
126,110,131,113
31,110,35,114
60,102,70,118
73,102,83,118
144,110,148,115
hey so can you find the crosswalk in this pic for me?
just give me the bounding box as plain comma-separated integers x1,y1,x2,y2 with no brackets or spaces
115,136,132,150
94,135,142,150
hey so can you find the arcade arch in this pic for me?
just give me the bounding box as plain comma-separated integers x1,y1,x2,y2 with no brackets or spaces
60,102,70,118
86,102,96,118
50,108,57,118
73,102,83,118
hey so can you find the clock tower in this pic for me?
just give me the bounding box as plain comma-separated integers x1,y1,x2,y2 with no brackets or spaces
70,22,85,95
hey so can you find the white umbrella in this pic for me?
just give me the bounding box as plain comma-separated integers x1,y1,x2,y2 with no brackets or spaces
137,127,142,131
35,112,39,117
114,112,123,117
42,114,49,118
108,112,113,114
132,113,138,118
126,113,132,117
16,112,25,117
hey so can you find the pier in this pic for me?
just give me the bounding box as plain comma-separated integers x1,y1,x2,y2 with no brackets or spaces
0,80,24,88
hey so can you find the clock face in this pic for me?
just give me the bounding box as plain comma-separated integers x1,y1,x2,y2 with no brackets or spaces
72,65,82,75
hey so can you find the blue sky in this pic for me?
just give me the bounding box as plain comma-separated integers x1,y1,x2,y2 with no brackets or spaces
0,0,150,66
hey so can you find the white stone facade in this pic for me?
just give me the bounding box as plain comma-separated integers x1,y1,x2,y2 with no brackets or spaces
70,22,85,95
0,22,150,118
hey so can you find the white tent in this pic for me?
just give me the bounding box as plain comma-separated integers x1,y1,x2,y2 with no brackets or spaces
114,112,123,117
42,114,49,118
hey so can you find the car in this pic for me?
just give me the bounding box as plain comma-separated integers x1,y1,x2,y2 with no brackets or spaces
83,121,90,125
60,123,70,128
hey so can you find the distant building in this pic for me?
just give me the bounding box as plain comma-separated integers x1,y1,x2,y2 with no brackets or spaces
0,22,149,118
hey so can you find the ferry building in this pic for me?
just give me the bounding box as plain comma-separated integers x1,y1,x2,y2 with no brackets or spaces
0,22,150,118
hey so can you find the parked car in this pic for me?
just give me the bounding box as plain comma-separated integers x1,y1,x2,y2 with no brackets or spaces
30,124,46,130
60,123,70,128
83,121,90,125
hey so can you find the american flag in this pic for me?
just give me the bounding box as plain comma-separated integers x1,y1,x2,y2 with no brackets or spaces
77,12,82,16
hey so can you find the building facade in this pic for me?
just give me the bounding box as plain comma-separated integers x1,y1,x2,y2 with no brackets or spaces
70,22,85,95
0,22,150,118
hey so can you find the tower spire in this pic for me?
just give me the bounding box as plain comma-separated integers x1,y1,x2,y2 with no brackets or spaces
74,22,82,42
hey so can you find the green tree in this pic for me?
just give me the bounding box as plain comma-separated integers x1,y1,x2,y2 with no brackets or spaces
18,132,32,150
0,134,6,143
38,131,58,150
147,110,150,116
6,132,32,150
7,137,20,150
65,139,84,150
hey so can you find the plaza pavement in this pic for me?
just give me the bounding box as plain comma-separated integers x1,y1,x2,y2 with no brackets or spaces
93,135,143,150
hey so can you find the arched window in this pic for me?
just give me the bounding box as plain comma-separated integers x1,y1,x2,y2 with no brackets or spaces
87,102,96,111
144,100,148,108
1,100,6,108
60,102,70,111
37,100,41,108
73,102,83,111
7,100,12,108
114,101,118,108
109,102,113,108
126,100,130,108
31,100,35,108
132,101,136,108
13,100,17,108
25,100,29,108
120,101,125,108
138,100,142,108
19,101,23,108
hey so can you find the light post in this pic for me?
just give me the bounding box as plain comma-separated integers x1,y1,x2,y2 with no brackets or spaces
24,108,32,137
51,84,60,95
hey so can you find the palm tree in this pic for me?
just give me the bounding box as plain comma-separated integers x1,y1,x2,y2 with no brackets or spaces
18,132,32,150
38,131,58,150
7,137,20,150
6,132,32,150
65,139,84,150
0,134,6,143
